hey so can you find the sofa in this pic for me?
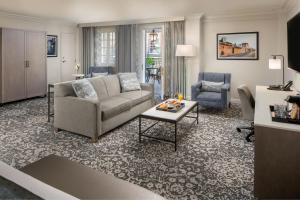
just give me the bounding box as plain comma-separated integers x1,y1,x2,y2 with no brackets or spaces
54,75,154,142
191,72,231,109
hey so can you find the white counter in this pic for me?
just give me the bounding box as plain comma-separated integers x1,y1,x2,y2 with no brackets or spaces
254,86,300,132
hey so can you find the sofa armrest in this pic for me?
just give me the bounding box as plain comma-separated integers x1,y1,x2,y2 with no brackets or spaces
221,83,230,91
221,84,231,107
54,82,75,97
140,83,154,105
54,96,100,140
140,83,154,93
191,82,202,100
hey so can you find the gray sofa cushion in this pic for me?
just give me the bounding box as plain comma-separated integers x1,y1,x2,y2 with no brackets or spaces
197,92,221,102
101,96,132,120
72,79,97,99
118,73,141,92
201,80,224,93
119,90,152,105
102,75,121,97
89,77,109,100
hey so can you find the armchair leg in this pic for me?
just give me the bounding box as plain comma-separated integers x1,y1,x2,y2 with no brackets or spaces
90,136,98,143
246,131,254,142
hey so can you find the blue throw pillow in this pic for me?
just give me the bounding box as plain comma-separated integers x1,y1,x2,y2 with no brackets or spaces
201,80,224,93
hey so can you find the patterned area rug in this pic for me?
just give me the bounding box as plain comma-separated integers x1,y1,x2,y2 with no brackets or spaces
0,98,254,200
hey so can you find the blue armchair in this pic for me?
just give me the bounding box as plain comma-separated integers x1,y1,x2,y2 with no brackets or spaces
191,72,231,109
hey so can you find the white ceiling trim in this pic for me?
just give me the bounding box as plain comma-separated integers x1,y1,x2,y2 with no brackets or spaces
78,16,185,27
0,10,76,26
203,9,281,23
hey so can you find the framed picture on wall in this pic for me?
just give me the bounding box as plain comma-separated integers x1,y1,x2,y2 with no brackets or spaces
47,35,58,57
217,32,259,60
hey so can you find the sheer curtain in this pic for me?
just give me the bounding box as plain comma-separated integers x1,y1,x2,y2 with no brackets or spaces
82,27,95,75
94,27,116,67
164,21,185,97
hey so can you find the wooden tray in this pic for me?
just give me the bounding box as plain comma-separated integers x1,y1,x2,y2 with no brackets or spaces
270,105,300,125
156,102,185,113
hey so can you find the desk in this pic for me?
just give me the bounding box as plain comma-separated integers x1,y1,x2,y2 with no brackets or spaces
254,86,300,199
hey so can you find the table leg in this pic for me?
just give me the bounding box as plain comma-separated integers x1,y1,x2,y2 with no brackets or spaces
48,84,50,122
196,103,199,124
139,116,141,142
175,122,177,151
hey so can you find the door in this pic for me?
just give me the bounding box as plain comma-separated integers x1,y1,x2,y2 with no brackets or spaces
26,31,47,98
61,33,76,81
2,29,26,103
139,25,164,100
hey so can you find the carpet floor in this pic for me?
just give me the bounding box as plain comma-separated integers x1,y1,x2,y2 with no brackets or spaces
0,98,254,200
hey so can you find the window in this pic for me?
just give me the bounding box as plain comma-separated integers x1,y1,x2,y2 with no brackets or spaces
94,27,116,66
145,28,162,68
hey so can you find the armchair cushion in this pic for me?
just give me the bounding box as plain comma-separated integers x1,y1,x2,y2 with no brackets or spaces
92,72,108,77
196,92,222,102
201,80,224,93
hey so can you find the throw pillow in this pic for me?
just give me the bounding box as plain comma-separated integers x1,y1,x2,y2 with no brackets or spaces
72,79,97,98
118,73,141,92
201,80,224,93
92,72,108,77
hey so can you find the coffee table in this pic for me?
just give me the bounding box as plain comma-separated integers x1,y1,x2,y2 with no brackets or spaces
139,99,199,151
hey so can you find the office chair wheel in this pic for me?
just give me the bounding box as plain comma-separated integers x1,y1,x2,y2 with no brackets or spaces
236,128,241,132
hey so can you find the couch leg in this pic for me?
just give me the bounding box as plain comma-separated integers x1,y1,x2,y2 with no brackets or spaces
90,137,98,143
54,128,61,133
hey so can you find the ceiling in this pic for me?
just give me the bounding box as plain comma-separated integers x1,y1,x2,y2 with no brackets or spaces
0,0,288,24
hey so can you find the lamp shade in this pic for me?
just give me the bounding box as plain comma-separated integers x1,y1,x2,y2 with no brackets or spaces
176,45,196,57
269,58,282,69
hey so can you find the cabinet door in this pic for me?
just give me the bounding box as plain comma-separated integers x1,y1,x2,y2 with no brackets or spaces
2,29,26,103
25,31,46,98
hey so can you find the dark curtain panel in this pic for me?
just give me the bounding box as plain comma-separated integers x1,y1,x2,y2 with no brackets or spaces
164,21,185,97
82,27,95,75
116,25,132,73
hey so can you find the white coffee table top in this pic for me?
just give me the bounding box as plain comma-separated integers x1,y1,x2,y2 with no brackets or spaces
141,99,198,122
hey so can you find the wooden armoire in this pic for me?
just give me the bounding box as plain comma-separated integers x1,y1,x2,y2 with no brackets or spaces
0,28,47,104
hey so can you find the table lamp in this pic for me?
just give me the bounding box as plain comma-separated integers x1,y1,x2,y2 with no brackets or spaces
269,55,284,85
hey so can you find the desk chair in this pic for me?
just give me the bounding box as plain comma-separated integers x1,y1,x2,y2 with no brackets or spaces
236,84,255,142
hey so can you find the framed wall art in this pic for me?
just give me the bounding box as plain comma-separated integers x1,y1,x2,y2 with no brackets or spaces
217,32,259,60
47,35,58,57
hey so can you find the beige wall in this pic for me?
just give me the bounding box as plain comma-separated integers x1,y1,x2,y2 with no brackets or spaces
185,15,202,99
0,12,79,84
201,13,285,99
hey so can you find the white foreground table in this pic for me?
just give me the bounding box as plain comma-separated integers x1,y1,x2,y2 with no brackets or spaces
139,99,198,151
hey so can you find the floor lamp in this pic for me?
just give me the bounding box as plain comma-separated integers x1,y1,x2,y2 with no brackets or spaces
175,45,196,98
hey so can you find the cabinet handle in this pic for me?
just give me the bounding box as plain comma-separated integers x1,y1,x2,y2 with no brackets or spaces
25,61,30,68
